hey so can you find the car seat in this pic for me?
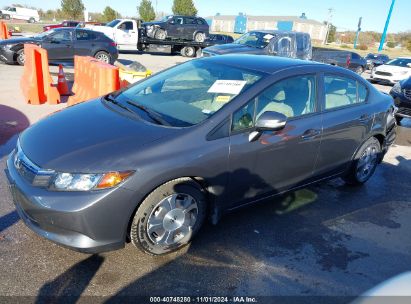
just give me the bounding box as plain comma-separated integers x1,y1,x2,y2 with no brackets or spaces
257,85,294,118
325,80,352,108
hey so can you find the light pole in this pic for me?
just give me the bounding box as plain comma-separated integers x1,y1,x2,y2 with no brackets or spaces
378,0,396,52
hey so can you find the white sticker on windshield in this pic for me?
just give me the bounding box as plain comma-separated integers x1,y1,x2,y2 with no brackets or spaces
208,80,247,95
263,34,274,40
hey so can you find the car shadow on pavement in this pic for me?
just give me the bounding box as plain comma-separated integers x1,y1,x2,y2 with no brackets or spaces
0,105,29,157
35,254,104,304
0,210,19,233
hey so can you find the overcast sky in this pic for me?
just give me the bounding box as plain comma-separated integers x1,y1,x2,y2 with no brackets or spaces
3,0,410,32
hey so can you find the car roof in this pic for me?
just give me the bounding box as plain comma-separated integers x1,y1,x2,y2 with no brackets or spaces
202,54,322,74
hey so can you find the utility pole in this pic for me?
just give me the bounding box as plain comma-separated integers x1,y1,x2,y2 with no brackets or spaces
379,0,396,52
323,8,333,45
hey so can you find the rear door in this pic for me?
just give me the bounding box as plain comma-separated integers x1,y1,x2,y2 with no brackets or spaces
183,17,196,39
227,71,323,206
74,29,97,56
314,73,371,178
42,30,74,62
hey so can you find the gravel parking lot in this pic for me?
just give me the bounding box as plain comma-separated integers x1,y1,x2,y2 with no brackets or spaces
0,52,410,302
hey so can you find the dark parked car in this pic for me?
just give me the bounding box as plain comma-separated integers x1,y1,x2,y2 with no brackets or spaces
390,76,411,124
0,27,118,65
142,15,209,42
312,48,366,74
202,30,312,60
5,55,396,255
43,20,80,32
365,53,390,70
204,34,234,46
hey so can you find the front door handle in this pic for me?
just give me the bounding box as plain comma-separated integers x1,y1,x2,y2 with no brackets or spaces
301,129,321,140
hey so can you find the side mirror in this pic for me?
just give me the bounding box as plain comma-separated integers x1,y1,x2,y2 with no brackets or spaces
249,111,287,142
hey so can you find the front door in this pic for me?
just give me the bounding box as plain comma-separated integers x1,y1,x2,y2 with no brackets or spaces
227,73,322,206
167,17,184,38
42,30,74,62
115,21,138,50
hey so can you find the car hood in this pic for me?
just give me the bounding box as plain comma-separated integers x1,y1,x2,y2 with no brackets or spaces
0,37,39,46
203,43,264,55
400,77,411,89
19,99,178,172
376,64,411,74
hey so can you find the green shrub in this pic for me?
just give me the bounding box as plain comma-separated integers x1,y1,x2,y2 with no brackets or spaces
386,41,396,48
407,40,411,52
340,44,350,49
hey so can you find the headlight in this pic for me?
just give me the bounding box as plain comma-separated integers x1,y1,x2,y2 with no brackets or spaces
53,171,134,191
399,71,409,75
392,82,401,94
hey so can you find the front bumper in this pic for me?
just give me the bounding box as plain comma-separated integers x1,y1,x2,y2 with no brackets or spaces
0,47,15,64
371,73,407,85
391,94,411,118
5,151,138,253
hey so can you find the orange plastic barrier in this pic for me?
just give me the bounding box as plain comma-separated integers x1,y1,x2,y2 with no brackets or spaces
68,56,120,106
20,44,60,105
0,21,11,40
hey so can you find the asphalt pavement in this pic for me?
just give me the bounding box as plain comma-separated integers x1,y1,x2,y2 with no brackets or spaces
0,53,410,303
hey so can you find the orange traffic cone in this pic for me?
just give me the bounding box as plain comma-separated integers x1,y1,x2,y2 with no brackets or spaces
57,64,70,96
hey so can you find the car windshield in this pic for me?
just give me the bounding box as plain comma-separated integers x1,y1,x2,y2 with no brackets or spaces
234,32,274,49
106,20,121,27
385,58,411,67
160,15,172,22
34,29,57,39
113,60,264,127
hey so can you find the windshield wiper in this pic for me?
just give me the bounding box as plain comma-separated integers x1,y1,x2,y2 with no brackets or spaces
125,100,170,126
104,94,138,117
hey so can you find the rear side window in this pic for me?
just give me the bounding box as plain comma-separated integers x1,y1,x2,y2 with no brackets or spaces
184,17,196,24
196,18,205,25
324,75,368,110
76,30,95,40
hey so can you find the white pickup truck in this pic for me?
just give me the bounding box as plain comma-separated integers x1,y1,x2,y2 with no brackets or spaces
88,19,140,51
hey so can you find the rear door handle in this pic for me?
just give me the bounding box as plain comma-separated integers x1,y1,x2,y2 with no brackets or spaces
301,129,321,140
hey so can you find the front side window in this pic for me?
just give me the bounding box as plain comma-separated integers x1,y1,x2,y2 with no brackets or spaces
231,75,317,132
115,61,263,127
324,75,367,110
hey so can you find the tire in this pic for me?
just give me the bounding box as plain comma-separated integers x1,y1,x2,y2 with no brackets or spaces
28,17,35,23
194,32,205,43
16,49,25,66
94,51,111,64
130,178,207,255
154,28,167,40
395,116,403,125
4,14,10,20
355,66,364,75
343,137,381,186
181,46,196,58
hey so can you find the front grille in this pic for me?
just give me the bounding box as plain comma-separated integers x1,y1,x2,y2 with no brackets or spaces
14,142,54,186
404,89,411,101
375,71,392,76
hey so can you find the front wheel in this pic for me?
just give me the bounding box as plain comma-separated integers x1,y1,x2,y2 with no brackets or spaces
343,137,381,186
28,17,35,23
94,51,111,64
130,179,207,255
16,49,25,65
4,14,10,20
154,28,167,40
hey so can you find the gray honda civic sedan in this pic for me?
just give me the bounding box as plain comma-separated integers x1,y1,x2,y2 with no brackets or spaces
5,55,397,255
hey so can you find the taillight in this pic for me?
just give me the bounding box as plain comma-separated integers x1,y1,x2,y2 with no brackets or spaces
110,42,117,47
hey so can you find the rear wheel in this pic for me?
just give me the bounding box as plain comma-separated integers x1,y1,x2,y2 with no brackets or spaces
194,32,206,42
154,28,167,40
4,14,10,20
181,46,196,57
16,49,25,66
28,17,35,23
355,66,364,74
130,178,207,255
94,51,111,64
343,137,381,186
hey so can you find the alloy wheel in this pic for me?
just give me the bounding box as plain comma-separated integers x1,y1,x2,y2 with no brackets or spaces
356,145,378,182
